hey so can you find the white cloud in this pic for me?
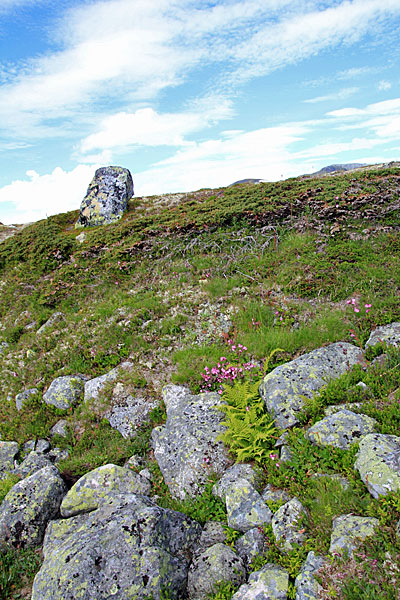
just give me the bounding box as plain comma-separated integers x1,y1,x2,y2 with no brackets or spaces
304,87,359,104
0,164,97,224
79,97,234,155
327,96,400,138
377,80,392,91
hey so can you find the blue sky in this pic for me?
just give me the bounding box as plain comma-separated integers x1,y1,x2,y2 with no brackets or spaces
0,0,400,224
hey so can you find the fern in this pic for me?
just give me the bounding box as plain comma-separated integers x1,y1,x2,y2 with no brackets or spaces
217,379,280,463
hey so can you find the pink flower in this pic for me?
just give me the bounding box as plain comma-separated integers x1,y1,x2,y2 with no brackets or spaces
354,307,359,313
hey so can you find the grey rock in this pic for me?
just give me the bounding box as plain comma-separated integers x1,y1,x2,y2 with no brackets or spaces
272,498,308,552
354,433,400,498
232,563,289,600
187,543,246,599
76,232,86,243
15,387,38,411
365,322,400,348
105,396,157,439
262,484,291,505
259,342,364,428
0,441,18,479
43,376,84,410
15,451,53,478
49,419,68,438
36,439,51,453
23,440,36,453
295,551,325,600
32,494,201,600
36,312,64,335
275,432,288,447
0,465,66,548
0,341,8,355
197,522,227,554
151,385,231,500
47,448,69,464
77,166,133,227
60,463,152,517
280,446,294,463
324,402,362,416
84,361,132,403
306,410,376,449
139,468,152,481
226,478,273,532
213,463,259,502
329,514,378,557
124,455,145,470
235,526,266,567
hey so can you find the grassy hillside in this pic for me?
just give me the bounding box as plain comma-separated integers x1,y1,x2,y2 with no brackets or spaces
0,164,400,598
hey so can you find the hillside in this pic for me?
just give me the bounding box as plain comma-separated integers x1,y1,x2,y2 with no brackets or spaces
0,164,399,599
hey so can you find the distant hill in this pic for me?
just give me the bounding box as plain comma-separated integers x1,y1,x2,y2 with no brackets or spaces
311,163,368,176
228,178,263,186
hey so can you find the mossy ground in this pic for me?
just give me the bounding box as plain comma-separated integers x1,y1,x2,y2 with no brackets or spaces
0,165,399,598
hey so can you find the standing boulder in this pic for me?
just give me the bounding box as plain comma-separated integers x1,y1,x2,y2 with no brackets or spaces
77,166,133,227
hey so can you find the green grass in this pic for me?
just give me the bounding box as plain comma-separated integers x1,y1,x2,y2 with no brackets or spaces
0,165,400,596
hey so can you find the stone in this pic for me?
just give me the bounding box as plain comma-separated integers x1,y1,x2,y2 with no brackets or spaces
187,543,246,599
280,446,294,463
365,322,400,348
225,478,273,532
43,376,84,410
60,464,152,517
76,166,133,227
262,484,291,505
231,563,289,600
354,433,400,498
0,441,18,479
15,451,53,478
15,387,38,411
36,439,51,453
0,341,8,355
151,385,231,500
196,521,227,554
36,312,64,335
49,419,68,438
47,448,69,464
272,498,308,552
212,463,259,502
105,396,157,439
0,465,66,548
260,342,364,429
234,527,266,567
32,494,201,600
84,361,132,403
329,514,378,557
306,410,376,449
324,402,362,416
295,551,325,600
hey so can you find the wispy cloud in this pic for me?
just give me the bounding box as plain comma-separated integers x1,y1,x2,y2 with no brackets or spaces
304,87,359,104
377,80,392,91
327,97,400,139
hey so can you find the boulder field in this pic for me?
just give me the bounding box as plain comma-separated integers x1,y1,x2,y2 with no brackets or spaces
0,323,399,599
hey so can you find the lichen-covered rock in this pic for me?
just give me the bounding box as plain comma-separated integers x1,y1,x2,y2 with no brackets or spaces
306,410,376,449
225,478,272,532
50,419,68,437
354,433,400,498
0,465,66,548
272,498,308,552
187,543,246,599
259,343,364,428
15,387,38,411
196,521,227,555
36,439,51,453
212,463,259,502
36,312,64,335
0,441,18,479
151,385,231,500
365,322,400,348
43,376,84,410
15,451,53,478
60,464,151,517
231,563,289,600
329,514,378,557
84,361,132,403
32,494,201,600
262,484,291,505
105,396,157,439
235,527,266,567
76,166,133,227
295,551,325,600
